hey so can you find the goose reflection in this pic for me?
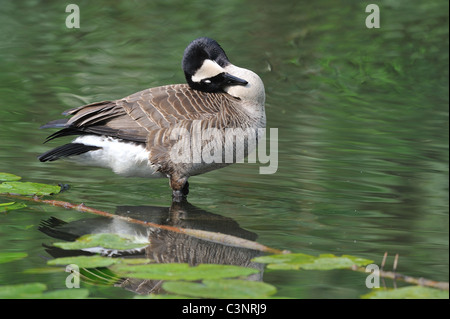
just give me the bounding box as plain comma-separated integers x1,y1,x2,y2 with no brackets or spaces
39,200,264,295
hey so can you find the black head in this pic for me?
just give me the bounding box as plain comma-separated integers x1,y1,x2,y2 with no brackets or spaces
182,37,248,93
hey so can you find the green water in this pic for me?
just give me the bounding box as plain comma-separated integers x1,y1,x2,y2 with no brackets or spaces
0,0,448,298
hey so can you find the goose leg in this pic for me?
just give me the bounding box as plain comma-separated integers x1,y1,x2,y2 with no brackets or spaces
170,175,189,201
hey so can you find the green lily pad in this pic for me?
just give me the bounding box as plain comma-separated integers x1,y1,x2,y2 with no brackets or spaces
112,263,259,281
47,255,119,268
163,279,277,299
301,254,374,270
362,286,449,299
53,233,149,251
0,283,47,298
0,181,61,196
79,267,122,286
134,294,192,299
47,255,151,269
0,202,27,212
0,172,22,181
0,252,28,264
253,253,373,270
341,255,375,266
118,258,152,265
0,283,89,299
40,288,90,299
252,253,316,270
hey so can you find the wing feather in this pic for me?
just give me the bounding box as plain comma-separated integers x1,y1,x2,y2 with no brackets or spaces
41,84,238,147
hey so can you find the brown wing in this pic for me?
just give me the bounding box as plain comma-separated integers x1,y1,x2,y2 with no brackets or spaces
45,84,236,144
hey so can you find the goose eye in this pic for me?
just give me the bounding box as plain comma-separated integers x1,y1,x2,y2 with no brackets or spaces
203,79,212,84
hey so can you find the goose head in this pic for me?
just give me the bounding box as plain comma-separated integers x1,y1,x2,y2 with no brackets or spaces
182,37,265,105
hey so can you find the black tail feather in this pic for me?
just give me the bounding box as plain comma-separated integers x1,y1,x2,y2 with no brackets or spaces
38,143,101,162
39,118,69,129
38,217,80,241
43,128,85,143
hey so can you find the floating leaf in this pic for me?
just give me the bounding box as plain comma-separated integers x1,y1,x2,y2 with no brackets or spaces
252,253,315,270
79,267,121,286
341,255,375,266
0,202,27,212
253,253,373,270
118,258,152,265
163,279,277,299
40,289,90,299
362,286,449,299
0,283,89,299
134,294,192,299
0,283,47,299
53,233,149,251
0,181,60,196
8,224,34,230
112,263,259,281
47,255,119,268
0,252,28,264
301,254,373,270
0,172,21,181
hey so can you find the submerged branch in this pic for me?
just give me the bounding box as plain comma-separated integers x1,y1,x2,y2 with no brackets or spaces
4,193,447,291
351,264,449,291
11,194,288,255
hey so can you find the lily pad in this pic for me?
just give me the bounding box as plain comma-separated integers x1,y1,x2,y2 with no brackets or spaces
118,258,152,265
362,286,449,299
252,253,316,270
112,263,259,281
0,283,89,299
47,255,119,268
53,233,149,251
39,288,90,299
301,254,374,270
163,279,277,299
79,267,122,286
0,181,61,196
0,202,27,212
0,283,47,298
0,252,28,264
253,253,373,270
0,172,21,181
134,294,192,299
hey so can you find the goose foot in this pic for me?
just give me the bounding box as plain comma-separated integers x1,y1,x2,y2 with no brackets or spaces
170,177,189,202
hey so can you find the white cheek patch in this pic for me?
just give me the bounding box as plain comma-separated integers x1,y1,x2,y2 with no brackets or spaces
191,59,224,83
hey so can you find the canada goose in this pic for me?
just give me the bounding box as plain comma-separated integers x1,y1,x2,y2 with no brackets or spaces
38,37,266,200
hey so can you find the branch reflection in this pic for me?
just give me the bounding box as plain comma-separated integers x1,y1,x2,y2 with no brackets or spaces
39,200,264,295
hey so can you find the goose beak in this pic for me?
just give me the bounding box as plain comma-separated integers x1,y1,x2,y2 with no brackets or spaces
222,73,248,86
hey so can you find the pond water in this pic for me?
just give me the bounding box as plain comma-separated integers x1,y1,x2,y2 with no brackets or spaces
0,0,448,298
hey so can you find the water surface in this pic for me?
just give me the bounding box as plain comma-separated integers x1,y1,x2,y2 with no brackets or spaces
0,0,448,298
